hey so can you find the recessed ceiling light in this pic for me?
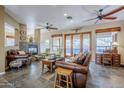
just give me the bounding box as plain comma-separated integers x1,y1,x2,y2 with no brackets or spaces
64,13,67,17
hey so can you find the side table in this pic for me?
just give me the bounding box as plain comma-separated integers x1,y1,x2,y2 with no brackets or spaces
41,59,56,73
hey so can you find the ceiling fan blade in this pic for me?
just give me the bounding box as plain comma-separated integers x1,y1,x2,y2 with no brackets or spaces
100,5,110,11
103,6,124,17
48,27,58,30
82,6,93,14
94,10,100,16
84,17,98,22
38,24,45,27
103,16,117,20
99,6,110,16
94,19,99,24
36,27,45,29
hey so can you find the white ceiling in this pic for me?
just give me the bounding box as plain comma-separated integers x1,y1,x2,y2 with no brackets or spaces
5,5,124,31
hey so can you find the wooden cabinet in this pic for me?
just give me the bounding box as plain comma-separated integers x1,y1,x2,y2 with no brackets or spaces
112,54,120,66
95,53,121,66
95,54,102,64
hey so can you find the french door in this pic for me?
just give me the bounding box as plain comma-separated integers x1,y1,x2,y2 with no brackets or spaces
65,35,71,56
73,34,81,55
64,32,91,57
83,33,91,53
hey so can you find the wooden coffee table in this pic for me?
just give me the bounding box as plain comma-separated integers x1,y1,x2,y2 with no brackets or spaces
41,59,56,73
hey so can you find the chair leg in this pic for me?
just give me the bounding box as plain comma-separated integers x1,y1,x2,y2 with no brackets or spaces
66,76,69,88
70,75,73,88
54,72,57,88
42,63,44,73
59,74,61,87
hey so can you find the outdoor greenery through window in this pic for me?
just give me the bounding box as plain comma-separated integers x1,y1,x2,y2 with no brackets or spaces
83,34,90,53
96,32,113,53
5,23,15,47
73,34,80,55
65,33,91,57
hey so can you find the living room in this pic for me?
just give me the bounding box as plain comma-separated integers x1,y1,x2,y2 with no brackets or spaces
0,5,124,88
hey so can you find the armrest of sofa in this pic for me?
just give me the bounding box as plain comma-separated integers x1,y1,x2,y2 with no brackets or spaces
26,52,32,57
55,61,88,74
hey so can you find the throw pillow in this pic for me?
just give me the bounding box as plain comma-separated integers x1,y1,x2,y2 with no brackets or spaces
75,55,86,65
72,55,79,62
78,52,83,58
18,51,26,55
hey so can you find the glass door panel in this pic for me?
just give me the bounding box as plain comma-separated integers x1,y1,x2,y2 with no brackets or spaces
83,34,90,53
66,35,71,56
73,34,80,55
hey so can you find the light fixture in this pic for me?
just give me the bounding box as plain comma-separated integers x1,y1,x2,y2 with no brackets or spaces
112,42,119,54
64,13,67,17
112,42,119,46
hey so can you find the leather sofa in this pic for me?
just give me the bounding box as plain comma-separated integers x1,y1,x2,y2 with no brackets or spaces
6,49,31,70
55,53,91,88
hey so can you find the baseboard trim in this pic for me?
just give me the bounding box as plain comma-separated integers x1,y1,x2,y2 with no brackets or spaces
0,72,5,76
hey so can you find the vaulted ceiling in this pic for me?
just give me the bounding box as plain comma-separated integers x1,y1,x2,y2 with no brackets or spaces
5,5,124,31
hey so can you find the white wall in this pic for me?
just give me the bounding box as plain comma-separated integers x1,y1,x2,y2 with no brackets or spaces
40,20,124,63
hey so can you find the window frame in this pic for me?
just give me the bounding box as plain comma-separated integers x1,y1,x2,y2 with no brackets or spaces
5,23,15,47
52,36,62,52
64,32,91,57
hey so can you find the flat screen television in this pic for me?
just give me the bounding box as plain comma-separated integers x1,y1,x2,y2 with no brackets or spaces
28,44,38,55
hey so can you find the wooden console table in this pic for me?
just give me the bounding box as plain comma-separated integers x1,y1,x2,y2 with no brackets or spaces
95,53,121,66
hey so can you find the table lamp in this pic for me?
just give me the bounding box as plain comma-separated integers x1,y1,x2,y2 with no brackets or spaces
112,42,119,53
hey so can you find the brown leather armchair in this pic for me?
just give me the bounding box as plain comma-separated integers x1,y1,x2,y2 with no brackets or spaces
55,53,91,88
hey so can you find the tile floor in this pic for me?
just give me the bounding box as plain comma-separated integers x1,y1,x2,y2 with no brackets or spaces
0,61,124,88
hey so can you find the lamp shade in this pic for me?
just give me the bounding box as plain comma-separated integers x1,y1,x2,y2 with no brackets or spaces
112,42,119,46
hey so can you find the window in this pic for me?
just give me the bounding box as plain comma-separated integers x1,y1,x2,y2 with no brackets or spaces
66,35,71,56
64,32,91,57
52,36,62,53
83,34,90,53
73,34,80,55
40,39,50,53
96,32,113,53
5,23,15,46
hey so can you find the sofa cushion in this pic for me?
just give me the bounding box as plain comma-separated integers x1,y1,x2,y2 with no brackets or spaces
18,51,26,55
78,52,83,58
70,55,79,62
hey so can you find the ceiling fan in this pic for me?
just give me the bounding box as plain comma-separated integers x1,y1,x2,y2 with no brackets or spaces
85,6,124,24
71,26,84,33
38,23,58,31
